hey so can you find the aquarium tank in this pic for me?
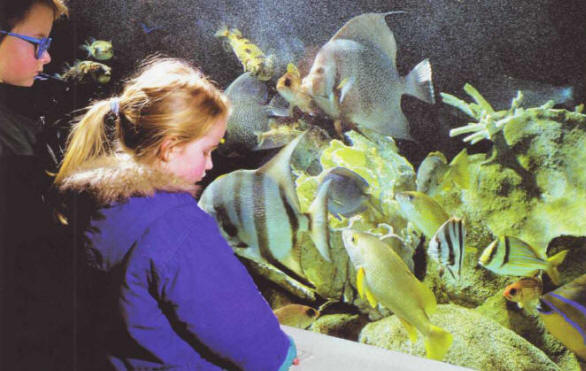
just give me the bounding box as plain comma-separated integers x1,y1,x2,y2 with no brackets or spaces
30,0,586,369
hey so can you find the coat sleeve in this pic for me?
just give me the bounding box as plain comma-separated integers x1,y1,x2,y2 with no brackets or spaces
155,205,296,371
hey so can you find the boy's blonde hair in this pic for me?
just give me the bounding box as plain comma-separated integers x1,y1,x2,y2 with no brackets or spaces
56,57,230,184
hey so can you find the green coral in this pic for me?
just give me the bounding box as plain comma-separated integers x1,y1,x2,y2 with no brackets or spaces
441,84,586,253
292,131,417,305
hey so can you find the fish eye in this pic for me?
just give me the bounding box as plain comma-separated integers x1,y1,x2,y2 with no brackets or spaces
509,288,517,295
284,78,291,87
316,67,324,74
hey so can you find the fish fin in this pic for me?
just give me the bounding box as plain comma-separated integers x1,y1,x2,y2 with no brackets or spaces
424,325,453,361
330,12,404,65
307,178,332,262
445,149,470,190
226,72,268,102
517,302,524,309
356,266,366,300
364,286,378,308
404,59,435,104
399,317,418,344
546,249,569,285
313,93,340,118
337,77,354,104
258,131,306,212
266,94,291,117
287,63,301,79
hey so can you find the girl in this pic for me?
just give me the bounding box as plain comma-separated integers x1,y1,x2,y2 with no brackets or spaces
55,57,297,370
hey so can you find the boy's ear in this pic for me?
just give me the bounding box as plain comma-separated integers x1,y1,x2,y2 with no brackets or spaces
159,137,178,162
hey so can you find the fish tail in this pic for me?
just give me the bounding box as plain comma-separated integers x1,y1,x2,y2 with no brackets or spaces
307,178,332,262
404,58,435,104
546,249,569,285
424,325,453,361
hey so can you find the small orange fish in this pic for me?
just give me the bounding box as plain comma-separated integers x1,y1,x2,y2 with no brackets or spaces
273,304,319,329
503,277,543,309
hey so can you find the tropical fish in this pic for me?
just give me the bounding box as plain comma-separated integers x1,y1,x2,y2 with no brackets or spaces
218,72,287,157
416,151,448,195
58,60,112,84
273,304,320,329
473,74,576,110
395,191,449,239
537,274,586,360
276,63,312,114
215,26,275,81
321,167,378,219
253,122,304,151
380,233,415,273
198,132,332,283
342,230,453,360
80,38,113,61
503,276,543,309
442,149,470,190
478,236,568,285
300,12,434,141
140,22,163,34
428,217,465,279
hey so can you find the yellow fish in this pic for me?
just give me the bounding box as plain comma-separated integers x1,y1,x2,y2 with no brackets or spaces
479,236,568,285
395,191,449,239
215,26,274,81
80,38,113,61
59,60,111,84
274,304,320,329
276,63,312,114
342,230,453,361
538,274,586,360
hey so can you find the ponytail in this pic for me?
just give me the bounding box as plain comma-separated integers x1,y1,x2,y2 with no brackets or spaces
55,99,115,184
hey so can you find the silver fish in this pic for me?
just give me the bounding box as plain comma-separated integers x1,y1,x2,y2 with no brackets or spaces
321,167,374,219
301,12,434,141
416,151,448,195
199,132,332,282
428,217,465,279
473,74,576,110
219,72,287,157
478,236,568,285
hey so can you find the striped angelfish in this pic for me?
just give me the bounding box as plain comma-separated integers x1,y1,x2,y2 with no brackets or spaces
198,132,332,279
427,217,465,279
478,235,568,285
537,273,586,360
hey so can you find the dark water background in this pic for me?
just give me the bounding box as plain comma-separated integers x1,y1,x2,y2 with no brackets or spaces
16,0,586,180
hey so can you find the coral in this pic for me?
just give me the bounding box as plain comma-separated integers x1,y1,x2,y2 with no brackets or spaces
441,84,586,253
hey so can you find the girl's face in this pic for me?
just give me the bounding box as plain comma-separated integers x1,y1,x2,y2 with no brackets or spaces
161,119,227,184
0,3,54,87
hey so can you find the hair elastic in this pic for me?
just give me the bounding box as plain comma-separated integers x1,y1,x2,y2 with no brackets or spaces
110,98,120,116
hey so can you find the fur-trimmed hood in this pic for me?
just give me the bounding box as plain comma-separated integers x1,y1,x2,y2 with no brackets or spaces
58,152,198,204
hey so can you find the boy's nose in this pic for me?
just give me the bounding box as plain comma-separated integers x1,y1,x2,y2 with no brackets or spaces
40,50,51,64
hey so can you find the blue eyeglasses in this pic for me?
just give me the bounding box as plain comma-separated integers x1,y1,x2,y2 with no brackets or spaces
0,30,52,59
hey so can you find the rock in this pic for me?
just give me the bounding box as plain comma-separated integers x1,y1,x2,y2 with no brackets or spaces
309,313,369,341
359,304,561,370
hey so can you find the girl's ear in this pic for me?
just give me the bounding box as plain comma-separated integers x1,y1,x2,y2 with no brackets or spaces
159,137,178,162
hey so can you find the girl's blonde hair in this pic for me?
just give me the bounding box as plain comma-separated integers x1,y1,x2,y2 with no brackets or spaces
55,56,230,184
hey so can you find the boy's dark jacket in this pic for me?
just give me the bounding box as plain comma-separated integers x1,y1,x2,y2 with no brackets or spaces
0,83,75,370
59,152,296,370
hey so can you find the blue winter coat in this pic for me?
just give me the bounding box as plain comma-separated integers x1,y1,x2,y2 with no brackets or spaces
80,190,296,370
